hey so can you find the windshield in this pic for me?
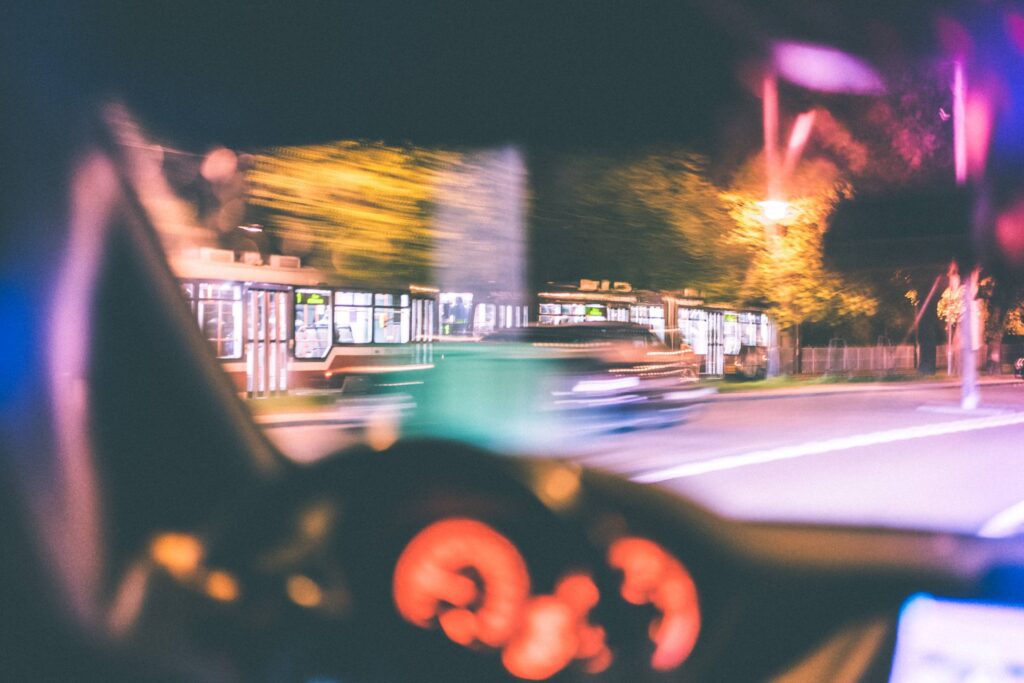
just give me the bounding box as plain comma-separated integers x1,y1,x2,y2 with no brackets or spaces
35,1,1024,539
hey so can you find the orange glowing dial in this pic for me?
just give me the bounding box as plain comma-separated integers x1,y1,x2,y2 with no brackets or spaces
502,572,611,680
392,518,531,648
607,537,701,671
393,518,612,680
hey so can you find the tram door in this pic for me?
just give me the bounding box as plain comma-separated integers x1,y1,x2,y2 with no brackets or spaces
411,297,435,364
707,310,724,376
246,288,290,398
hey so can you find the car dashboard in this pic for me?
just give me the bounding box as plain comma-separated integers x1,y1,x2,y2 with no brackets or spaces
7,108,1024,683
112,438,1024,683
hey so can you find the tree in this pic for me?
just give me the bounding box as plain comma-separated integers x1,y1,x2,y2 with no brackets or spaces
720,154,877,331
529,149,744,295
978,276,1024,373
246,141,453,286
611,152,751,299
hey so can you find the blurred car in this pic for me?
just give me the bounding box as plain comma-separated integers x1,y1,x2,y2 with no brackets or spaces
387,326,711,451
480,323,711,434
726,344,769,380
484,322,700,379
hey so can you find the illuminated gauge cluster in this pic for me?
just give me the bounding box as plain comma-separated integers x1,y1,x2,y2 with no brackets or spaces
392,517,701,680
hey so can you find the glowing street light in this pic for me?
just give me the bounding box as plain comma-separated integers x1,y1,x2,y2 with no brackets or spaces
758,199,789,222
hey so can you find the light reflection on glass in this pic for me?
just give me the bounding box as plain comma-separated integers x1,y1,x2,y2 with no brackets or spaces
150,532,203,579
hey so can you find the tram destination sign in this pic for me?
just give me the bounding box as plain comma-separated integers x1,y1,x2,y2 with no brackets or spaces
295,290,328,305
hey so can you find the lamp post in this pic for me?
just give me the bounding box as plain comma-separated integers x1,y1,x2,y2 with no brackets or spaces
951,59,982,410
757,43,884,378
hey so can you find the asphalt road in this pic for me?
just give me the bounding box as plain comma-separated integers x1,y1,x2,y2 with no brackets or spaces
262,380,1024,537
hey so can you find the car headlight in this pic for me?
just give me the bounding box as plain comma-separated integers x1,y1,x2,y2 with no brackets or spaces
571,377,641,393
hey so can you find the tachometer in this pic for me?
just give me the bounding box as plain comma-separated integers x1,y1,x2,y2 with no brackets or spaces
393,517,531,648
608,537,701,671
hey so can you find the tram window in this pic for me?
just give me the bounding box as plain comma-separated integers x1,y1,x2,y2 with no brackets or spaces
197,282,241,359
294,289,332,359
679,308,709,355
334,306,372,344
723,313,741,355
374,306,410,343
334,291,373,344
336,291,373,307
629,305,664,336
474,303,497,334
738,312,759,346
538,303,563,325
181,283,195,313
374,293,409,307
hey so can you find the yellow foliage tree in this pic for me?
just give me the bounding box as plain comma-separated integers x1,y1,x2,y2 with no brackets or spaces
610,152,749,299
246,141,457,285
720,155,877,329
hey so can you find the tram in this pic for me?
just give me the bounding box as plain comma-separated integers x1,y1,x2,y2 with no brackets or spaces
171,248,528,396
537,281,773,378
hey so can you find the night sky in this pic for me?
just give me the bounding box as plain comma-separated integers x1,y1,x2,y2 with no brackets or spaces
8,1,953,150
9,0,1013,277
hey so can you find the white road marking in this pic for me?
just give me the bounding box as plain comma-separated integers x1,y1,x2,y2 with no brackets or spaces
631,411,1024,484
978,500,1024,538
916,405,1014,416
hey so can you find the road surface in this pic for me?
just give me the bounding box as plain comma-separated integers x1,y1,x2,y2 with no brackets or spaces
261,380,1024,537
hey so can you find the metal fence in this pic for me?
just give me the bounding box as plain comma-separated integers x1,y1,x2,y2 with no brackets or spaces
790,343,1020,375
795,344,917,375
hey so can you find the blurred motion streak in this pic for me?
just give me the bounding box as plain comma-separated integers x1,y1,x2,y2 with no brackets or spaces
763,73,780,200
246,141,526,298
431,146,527,306
953,61,968,184
781,111,817,182
45,151,119,626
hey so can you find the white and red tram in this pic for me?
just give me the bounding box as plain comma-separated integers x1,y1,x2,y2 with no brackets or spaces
172,249,526,397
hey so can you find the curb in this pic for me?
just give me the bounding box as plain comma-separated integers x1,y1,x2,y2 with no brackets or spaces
708,378,1021,403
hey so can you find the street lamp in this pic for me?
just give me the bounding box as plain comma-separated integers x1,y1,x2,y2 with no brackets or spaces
758,199,789,222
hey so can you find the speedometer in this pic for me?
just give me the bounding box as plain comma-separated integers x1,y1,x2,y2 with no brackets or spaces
392,517,531,648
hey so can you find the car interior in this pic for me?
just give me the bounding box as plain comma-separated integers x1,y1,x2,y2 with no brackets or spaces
6,2,1024,682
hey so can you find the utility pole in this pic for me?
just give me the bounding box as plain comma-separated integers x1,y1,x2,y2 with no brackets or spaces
947,261,959,376
952,59,981,410
961,266,981,409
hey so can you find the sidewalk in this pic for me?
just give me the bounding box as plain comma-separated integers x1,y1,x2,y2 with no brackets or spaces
254,395,412,428
709,375,1020,402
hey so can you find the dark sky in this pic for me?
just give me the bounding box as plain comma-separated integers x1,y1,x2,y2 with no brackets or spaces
9,1,956,152
10,0,1002,277
76,2,743,149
